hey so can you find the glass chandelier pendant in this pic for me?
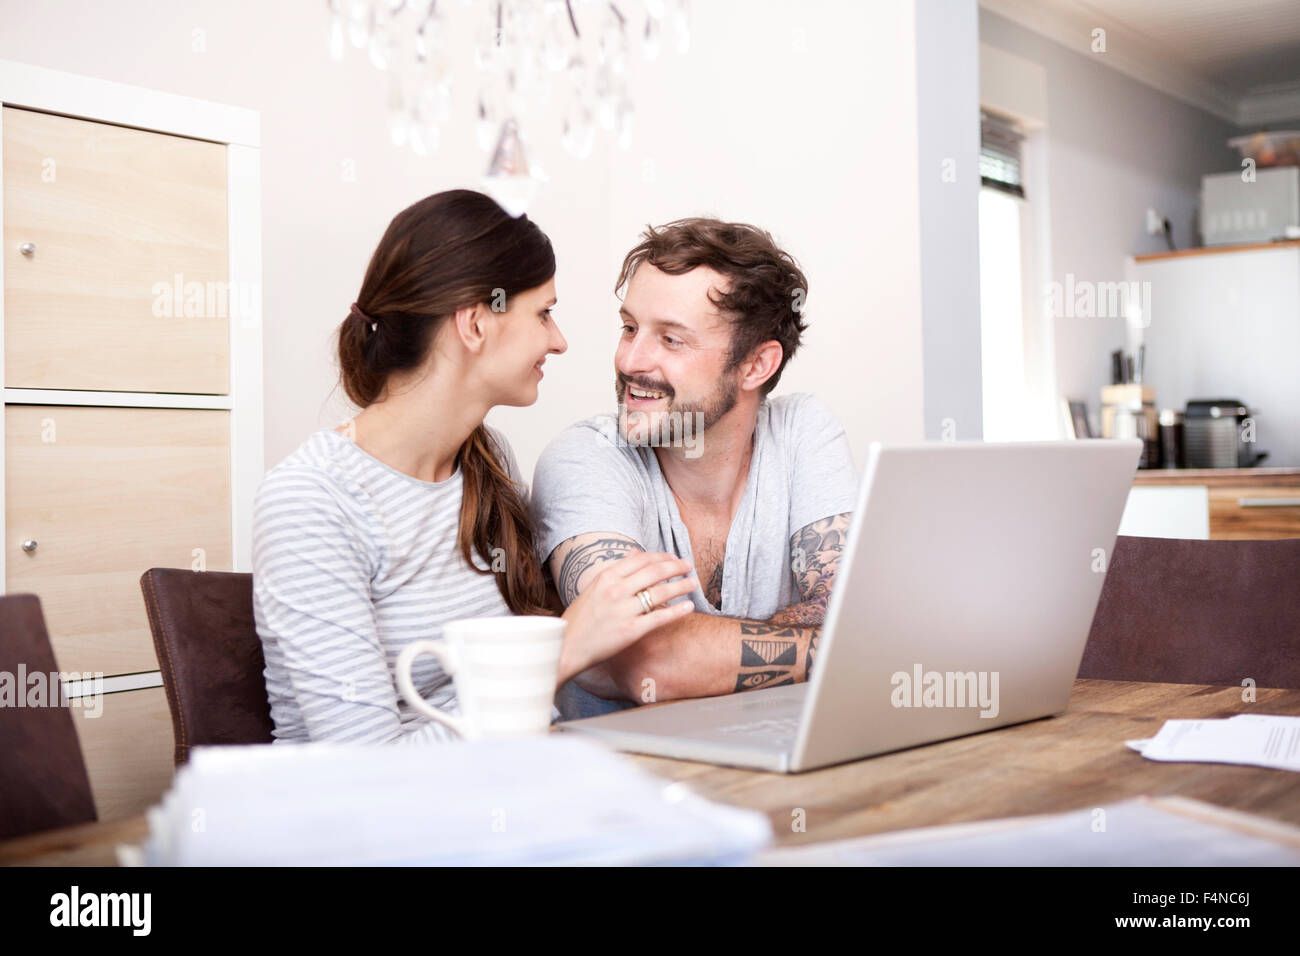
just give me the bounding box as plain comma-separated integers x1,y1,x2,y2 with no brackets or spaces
325,0,693,178
482,118,547,216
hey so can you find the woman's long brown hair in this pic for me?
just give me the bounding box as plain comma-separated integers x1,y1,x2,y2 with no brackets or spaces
337,189,553,616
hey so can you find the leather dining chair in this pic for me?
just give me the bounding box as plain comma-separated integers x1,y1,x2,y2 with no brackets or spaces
1079,535,1300,689
0,593,98,840
139,568,275,765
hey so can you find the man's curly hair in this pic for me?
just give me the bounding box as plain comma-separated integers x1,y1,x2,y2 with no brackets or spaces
615,217,809,395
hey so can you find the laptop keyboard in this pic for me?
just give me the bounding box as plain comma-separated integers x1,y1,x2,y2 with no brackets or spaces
715,716,801,738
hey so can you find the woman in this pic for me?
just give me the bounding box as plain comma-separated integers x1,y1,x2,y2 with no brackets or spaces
252,189,695,744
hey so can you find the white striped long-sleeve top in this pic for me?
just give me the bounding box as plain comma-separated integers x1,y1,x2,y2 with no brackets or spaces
252,426,522,745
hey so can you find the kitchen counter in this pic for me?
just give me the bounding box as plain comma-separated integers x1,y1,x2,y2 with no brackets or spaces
1133,467,1300,486
1130,468,1300,538
1133,237,1300,262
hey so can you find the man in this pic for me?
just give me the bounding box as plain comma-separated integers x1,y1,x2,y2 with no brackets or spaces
531,217,857,718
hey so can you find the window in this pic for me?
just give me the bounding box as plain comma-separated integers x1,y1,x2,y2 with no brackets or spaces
980,110,1025,198
978,109,1057,441
979,185,1027,442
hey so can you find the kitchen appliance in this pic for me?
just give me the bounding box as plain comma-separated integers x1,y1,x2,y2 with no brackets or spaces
1157,408,1184,469
1201,166,1300,246
1184,399,1267,468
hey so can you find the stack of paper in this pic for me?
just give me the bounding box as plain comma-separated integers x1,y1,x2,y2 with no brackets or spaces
139,736,771,866
1126,714,1300,772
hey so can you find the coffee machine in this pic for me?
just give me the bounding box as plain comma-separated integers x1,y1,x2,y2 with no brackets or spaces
1183,399,1267,468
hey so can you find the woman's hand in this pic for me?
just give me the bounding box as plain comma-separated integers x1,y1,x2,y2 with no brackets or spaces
556,551,697,687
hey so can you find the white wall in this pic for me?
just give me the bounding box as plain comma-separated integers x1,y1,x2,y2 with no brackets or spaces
916,0,983,440
593,0,928,468
978,10,1242,420
1,0,942,479
494,0,930,472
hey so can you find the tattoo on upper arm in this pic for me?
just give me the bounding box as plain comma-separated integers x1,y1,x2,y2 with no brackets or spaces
768,603,824,628
790,512,849,598
771,512,851,628
555,537,643,604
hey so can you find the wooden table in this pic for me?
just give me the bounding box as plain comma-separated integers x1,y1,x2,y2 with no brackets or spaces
3,679,1298,865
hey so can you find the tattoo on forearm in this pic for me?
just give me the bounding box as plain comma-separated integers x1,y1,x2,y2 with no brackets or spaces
739,622,802,638
735,671,794,691
806,631,820,681
556,537,643,604
739,638,797,666
734,623,804,692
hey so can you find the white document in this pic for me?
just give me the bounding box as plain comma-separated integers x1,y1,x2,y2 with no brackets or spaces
1136,714,1300,772
140,736,771,866
758,797,1300,866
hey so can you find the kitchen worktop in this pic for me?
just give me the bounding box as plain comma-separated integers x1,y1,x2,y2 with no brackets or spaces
1133,467,1300,486
1133,237,1300,262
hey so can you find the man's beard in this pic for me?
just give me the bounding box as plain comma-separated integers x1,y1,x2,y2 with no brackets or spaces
616,368,740,446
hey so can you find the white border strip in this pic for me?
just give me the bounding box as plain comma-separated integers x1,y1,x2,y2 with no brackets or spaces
0,105,6,589
0,58,259,147
4,388,233,409
227,144,264,572
63,670,164,699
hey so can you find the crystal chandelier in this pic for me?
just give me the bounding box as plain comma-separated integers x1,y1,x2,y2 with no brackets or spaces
326,1,691,176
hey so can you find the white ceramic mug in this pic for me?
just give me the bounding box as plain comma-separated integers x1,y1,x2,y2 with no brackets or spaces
395,615,565,740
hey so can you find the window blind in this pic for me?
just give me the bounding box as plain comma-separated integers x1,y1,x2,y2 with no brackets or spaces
980,111,1025,198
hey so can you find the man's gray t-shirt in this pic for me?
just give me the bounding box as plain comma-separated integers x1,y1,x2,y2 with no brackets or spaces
531,392,858,618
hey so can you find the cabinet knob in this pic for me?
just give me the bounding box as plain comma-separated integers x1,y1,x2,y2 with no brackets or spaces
21,539,38,553
19,242,36,257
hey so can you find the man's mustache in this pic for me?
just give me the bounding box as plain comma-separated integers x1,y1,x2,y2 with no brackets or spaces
617,374,674,398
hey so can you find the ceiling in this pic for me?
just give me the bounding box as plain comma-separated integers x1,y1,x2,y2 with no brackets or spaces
982,0,1300,125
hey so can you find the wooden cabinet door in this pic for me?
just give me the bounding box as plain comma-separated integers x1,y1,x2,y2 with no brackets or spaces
3,107,230,393
5,405,232,674
1209,486,1300,539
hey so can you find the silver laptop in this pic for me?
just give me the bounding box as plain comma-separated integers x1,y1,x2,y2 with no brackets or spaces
557,439,1142,773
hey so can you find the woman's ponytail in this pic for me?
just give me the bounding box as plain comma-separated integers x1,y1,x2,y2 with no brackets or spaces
336,190,557,617
456,426,550,616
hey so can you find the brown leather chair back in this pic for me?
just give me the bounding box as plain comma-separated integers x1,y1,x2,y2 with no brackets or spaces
1079,535,1300,688
140,568,274,764
0,593,97,839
